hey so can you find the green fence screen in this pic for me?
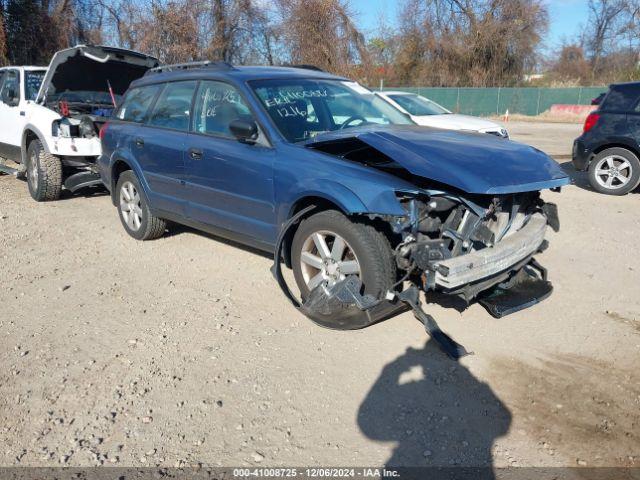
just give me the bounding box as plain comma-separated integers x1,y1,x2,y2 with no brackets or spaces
380,87,607,116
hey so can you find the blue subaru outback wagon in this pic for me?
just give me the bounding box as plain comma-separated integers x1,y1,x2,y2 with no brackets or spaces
98,62,569,333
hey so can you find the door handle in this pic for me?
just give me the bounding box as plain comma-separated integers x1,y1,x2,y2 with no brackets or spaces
188,148,203,160
135,138,144,147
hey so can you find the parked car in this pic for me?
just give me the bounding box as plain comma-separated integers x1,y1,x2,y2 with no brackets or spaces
0,45,158,202
0,66,47,167
99,63,568,331
375,91,509,138
573,82,640,195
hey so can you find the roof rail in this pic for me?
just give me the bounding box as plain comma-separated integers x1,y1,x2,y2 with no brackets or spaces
282,64,325,72
146,60,235,75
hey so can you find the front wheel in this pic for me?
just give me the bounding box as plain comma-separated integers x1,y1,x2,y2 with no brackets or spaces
115,170,166,240
291,210,396,327
26,139,62,201
588,147,640,195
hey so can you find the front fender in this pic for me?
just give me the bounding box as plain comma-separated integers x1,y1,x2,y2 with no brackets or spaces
278,179,406,226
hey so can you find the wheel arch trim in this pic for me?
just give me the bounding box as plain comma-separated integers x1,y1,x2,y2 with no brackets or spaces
21,125,50,164
108,151,152,206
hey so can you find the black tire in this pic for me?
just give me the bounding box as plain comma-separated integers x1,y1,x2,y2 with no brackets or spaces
115,170,166,240
588,147,640,195
26,139,62,201
291,210,396,324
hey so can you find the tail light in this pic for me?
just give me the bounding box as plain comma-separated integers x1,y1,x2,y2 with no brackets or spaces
99,122,109,140
583,112,600,133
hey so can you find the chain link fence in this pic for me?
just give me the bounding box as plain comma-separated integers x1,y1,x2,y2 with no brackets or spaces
380,87,608,116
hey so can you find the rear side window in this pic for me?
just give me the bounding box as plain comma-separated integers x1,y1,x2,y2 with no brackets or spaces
116,85,161,123
601,84,640,112
25,71,45,101
147,81,197,131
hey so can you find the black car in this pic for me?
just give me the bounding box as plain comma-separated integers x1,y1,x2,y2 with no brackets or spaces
573,82,640,195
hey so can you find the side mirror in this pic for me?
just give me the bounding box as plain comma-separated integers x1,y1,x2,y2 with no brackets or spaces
229,118,258,144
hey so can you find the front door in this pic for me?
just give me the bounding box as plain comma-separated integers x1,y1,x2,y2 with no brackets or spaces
184,80,276,244
0,69,25,159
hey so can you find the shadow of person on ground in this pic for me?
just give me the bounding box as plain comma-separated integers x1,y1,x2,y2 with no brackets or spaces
357,340,511,478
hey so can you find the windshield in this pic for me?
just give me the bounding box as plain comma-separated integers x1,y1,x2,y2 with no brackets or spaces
25,71,46,101
388,94,450,116
251,79,412,143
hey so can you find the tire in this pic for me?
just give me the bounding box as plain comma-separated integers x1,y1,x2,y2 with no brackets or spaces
291,210,396,324
588,147,640,195
115,170,166,240
26,139,62,201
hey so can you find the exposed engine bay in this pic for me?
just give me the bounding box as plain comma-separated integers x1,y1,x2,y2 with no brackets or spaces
52,112,109,140
391,190,558,302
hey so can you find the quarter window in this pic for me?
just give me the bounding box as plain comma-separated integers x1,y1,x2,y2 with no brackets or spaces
193,81,252,137
117,85,161,123
147,81,197,131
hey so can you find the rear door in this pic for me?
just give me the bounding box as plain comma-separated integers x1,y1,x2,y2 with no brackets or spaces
0,69,24,158
184,80,276,243
132,81,197,216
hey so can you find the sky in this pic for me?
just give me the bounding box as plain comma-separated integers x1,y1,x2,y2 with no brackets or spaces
349,0,591,55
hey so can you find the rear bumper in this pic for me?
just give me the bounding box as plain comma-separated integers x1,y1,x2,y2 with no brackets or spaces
572,138,591,171
433,213,547,289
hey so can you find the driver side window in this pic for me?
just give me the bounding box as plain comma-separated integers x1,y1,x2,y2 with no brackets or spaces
0,70,20,105
193,81,251,138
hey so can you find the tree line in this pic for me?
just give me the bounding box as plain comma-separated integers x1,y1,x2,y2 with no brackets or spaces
0,0,638,87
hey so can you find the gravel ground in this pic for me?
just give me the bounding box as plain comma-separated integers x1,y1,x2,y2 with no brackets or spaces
0,122,639,469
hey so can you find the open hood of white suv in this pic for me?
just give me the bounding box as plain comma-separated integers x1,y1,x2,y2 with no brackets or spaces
36,45,159,105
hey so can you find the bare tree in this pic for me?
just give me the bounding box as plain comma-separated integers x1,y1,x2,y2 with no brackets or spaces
275,0,369,78
0,1,8,66
392,0,548,87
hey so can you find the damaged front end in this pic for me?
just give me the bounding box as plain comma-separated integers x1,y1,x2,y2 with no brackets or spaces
273,191,560,359
272,126,569,358
390,190,558,314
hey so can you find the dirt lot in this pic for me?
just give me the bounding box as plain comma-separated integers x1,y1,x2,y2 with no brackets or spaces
1,121,639,469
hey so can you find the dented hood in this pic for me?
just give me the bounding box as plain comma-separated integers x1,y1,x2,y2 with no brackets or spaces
36,45,159,104
306,125,570,194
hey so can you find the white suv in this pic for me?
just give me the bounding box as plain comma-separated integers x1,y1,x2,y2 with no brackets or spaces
0,45,157,201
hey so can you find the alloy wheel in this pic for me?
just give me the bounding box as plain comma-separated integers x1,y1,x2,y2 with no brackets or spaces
594,155,632,190
299,230,361,290
119,181,143,231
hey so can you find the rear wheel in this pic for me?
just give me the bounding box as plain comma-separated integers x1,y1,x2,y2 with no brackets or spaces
115,170,166,240
291,210,396,324
26,139,62,201
588,147,640,195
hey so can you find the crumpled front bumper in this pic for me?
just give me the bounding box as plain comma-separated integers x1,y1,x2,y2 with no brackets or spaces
433,213,548,289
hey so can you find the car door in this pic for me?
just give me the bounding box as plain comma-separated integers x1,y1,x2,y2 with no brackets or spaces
132,81,197,216
185,80,276,244
0,69,25,159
